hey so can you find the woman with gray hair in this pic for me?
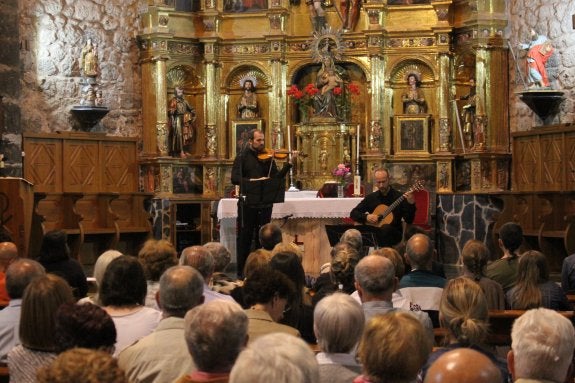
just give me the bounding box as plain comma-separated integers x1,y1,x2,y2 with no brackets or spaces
314,293,363,383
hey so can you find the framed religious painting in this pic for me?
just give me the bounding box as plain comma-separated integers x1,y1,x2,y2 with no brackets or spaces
172,165,203,194
394,115,430,157
231,119,263,158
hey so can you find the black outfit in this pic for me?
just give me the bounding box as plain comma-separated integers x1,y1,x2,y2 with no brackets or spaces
349,187,416,247
40,258,89,299
231,147,291,278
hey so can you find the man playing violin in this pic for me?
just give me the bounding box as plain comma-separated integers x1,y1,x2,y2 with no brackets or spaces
231,129,296,278
349,168,416,247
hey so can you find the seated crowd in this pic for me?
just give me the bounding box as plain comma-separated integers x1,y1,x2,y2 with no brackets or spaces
0,220,574,383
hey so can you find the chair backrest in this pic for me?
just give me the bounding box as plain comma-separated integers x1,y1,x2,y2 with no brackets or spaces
412,189,430,227
344,183,365,197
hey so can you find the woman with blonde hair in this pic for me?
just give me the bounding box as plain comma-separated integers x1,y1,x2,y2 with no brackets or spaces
460,239,505,309
420,277,509,383
506,250,570,310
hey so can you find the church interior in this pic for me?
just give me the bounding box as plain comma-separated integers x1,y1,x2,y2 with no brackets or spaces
1,0,574,279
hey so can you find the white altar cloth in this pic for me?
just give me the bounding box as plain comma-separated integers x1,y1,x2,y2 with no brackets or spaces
216,192,362,276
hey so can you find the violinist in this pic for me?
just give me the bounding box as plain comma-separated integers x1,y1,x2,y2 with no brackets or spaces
231,129,296,278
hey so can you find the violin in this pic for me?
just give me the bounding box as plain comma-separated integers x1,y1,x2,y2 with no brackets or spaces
257,148,292,161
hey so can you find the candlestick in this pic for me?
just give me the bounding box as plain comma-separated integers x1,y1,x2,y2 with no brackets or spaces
354,124,361,196
356,124,360,160
287,124,299,192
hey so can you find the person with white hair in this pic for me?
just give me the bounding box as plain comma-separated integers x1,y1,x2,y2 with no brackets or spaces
230,333,319,383
314,293,363,383
508,308,575,383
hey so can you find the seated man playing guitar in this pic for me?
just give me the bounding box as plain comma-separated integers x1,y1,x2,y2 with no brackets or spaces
349,168,417,247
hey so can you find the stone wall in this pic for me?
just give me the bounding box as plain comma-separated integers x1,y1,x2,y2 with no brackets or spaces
508,0,575,131
18,0,143,138
0,0,21,177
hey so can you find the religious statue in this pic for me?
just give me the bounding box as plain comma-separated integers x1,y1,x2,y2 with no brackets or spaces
168,86,196,158
401,73,426,114
307,0,327,32
237,78,258,119
456,77,476,149
94,90,104,107
340,0,360,31
80,38,98,78
369,120,382,151
313,56,343,118
519,29,554,88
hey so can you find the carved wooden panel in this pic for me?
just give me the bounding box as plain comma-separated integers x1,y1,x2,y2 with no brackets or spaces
513,135,538,191
567,133,575,191
540,134,562,191
64,140,99,193
102,142,138,193
23,138,62,193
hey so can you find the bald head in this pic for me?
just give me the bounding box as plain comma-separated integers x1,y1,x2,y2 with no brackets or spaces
6,258,46,299
354,255,396,301
0,242,18,270
405,234,433,270
424,349,501,383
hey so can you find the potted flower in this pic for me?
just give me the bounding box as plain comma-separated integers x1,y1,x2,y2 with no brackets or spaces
287,84,319,123
332,163,351,197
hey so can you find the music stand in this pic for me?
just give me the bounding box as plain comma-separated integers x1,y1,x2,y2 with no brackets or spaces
325,224,381,249
242,177,285,207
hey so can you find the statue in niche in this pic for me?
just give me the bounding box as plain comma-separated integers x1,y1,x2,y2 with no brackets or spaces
313,55,343,118
519,29,554,88
341,0,360,32
80,38,98,78
455,77,476,149
237,77,259,119
401,72,426,114
168,86,196,158
369,120,382,151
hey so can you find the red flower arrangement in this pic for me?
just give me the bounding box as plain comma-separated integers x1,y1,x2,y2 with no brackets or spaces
287,84,319,122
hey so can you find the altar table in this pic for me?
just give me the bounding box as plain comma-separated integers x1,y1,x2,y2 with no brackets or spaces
216,191,362,276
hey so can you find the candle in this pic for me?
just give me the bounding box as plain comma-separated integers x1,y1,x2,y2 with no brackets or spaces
287,125,291,151
356,124,360,161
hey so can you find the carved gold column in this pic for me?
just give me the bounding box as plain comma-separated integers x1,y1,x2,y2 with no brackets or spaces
138,40,171,156
269,57,287,149
437,51,451,153
203,39,220,158
369,54,385,154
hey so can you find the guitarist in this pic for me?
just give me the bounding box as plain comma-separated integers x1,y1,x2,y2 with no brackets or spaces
349,168,416,247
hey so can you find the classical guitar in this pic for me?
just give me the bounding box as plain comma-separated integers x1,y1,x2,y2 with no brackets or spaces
367,180,424,227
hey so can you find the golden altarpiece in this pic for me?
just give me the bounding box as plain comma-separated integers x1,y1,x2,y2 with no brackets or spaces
135,0,510,246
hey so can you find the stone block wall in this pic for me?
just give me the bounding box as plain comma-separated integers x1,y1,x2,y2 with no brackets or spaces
508,0,575,130
0,0,21,177
17,0,143,137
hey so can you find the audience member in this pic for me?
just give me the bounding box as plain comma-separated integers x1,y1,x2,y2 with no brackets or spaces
243,268,299,342
486,222,523,291
340,228,364,257
561,252,575,294
0,259,45,359
259,223,283,251
354,255,433,339
314,293,363,383
312,242,360,305
36,230,88,299
270,251,315,343
508,308,575,383
203,242,237,295
506,250,570,310
271,242,304,260
79,249,122,305
230,249,272,307
100,255,161,356
230,333,319,383
138,239,178,309
54,302,116,353
396,225,445,278
7,274,75,383
119,265,205,383
355,311,431,383
37,348,129,383
0,240,18,305
175,300,248,383
419,277,509,383
399,233,446,327
460,239,505,309
181,245,235,303
424,348,502,383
